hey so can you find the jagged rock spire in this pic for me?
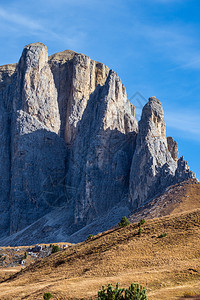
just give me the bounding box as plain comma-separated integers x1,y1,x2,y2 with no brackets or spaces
13,42,60,133
129,97,195,208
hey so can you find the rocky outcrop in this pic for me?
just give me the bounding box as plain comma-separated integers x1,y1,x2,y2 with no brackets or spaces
9,111,67,233
0,43,67,234
0,90,11,238
13,43,60,133
0,43,196,245
48,50,110,143
175,156,196,182
167,137,178,161
129,97,194,208
0,63,17,90
66,70,137,228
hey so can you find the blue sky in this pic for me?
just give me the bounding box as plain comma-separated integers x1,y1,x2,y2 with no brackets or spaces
0,0,200,179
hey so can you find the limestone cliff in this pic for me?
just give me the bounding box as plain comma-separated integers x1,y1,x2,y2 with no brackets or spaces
129,96,195,208
48,49,109,143
66,70,137,229
0,43,196,245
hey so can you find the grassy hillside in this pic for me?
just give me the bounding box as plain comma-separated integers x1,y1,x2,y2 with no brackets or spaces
0,205,199,299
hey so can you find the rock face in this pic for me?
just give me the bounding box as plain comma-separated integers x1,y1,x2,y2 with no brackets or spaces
67,70,137,229
167,137,178,161
129,97,196,208
129,97,177,207
0,43,196,245
48,49,110,143
13,43,60,133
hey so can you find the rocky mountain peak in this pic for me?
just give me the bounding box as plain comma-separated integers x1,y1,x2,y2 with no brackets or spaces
129,95,195,208
0,43,196,245
13,42,60,133
19,42,48,73
140,96,166,139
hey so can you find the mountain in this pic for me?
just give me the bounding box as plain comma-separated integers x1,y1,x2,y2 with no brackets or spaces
0,42,196,245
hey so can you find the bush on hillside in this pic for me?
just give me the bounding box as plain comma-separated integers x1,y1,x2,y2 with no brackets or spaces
118,216,130,228
51,245,59,253
98,283,123,299
138,226,142,236
43,292,53,300
97,283,147,300
158,233,167,238
87,234,93,240
138,219,146,226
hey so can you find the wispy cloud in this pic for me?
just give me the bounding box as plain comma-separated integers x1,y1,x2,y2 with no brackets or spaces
0,6,84,49
165,109,200,142
0,7,42,30
127,8,200,71
139,23,200,70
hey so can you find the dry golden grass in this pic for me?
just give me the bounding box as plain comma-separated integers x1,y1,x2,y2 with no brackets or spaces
0,181,199,299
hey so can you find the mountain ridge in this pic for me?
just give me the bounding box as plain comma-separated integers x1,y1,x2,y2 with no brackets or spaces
0,42,196,245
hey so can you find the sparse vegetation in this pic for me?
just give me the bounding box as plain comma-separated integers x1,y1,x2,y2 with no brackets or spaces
97,283,147,299
43,292,53,300
87,234,93,240
137,218,145,236
138,219,146,226
138,226,142,236
51,245,59,253
118,216,130,228
98,283,123,299
158,233,168,238
0,208,200,299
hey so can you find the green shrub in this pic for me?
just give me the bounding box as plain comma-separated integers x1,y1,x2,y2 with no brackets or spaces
138,219,146,226
138,226,142,236
43,292,53,300
97,283,147,299
118,216,130,228
98,283,123,300
24,252,27,259
158,233,167,238
87,234,93,240
124,283,147,300
51,245,59,253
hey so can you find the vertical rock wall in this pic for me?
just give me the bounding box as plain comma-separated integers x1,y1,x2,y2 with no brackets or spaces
66,70,137,227
0,43,196,242
9,43,67,233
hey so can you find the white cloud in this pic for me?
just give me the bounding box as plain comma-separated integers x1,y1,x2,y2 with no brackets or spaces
165,109,200,141
0,7,42,30
0,6,84,49
131,20,200,70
